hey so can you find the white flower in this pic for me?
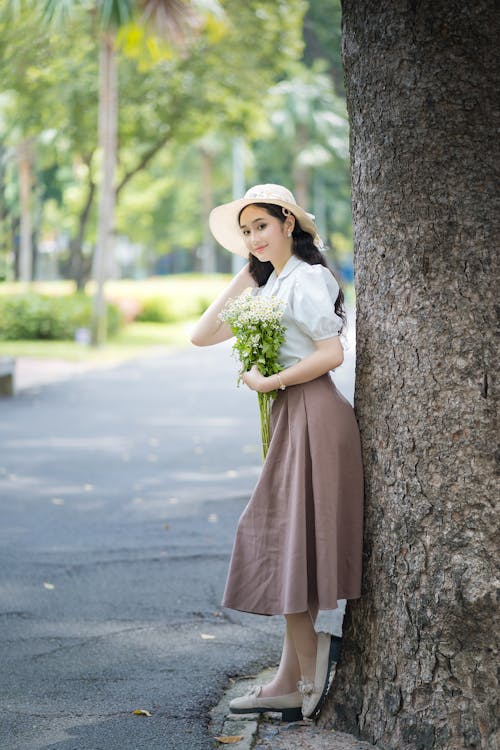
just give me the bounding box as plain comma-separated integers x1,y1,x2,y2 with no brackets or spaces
219,294,286,327
218,292,287,462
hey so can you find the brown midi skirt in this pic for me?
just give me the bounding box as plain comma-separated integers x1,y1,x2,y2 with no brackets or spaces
222,374,364,616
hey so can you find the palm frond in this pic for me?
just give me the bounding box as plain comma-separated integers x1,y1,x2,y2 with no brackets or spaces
41,0,135,29
137,0,195,43
99,0,134,28
41,0,83,26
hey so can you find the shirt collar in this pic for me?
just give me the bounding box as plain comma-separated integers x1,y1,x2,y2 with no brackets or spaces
275,254,303,281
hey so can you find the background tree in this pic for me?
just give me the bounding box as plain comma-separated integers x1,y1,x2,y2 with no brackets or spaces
303,0,343,95
1,0,307,290
42,0,205,345
0,6,60,282
252,61,350,263
321,2,498,748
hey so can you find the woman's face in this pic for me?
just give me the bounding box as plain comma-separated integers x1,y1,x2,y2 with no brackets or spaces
239,205,294,268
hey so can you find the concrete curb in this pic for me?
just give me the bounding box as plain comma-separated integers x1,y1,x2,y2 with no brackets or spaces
210,668,379,749
210,671,267,749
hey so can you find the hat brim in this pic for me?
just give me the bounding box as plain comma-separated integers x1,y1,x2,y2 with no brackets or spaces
209,197,320,257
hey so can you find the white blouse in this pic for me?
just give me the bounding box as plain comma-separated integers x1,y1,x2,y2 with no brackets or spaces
255,255,343,368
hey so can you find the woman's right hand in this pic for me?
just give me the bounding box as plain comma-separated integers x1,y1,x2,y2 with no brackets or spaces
190,261,255,347
234,262,256,288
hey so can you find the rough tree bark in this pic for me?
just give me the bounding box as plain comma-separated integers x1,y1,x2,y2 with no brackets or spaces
321,2,499,749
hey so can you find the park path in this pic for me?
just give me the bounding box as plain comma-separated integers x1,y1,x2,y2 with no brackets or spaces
0,334,355,750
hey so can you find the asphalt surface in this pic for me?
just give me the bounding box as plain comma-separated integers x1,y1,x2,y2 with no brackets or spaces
0,336,355,750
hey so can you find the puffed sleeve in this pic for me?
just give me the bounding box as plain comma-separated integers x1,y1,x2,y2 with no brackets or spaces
291,264,343,340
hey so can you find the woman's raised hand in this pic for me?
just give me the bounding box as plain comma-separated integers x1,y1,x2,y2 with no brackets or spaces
190,262,255,347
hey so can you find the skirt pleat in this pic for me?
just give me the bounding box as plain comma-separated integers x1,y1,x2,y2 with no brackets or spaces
222,374,364,616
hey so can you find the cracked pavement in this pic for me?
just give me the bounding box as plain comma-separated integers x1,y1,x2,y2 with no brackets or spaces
0,338,354,750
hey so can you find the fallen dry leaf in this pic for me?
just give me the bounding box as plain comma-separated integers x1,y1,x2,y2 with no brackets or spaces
214,737,243,745
132,709,152,717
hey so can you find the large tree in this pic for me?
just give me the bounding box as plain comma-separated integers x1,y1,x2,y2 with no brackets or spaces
2,0,306,294
321,2,498,748
42,0,202,344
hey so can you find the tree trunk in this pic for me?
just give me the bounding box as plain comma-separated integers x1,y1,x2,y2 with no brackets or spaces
17,139,33,283
91,31,117,345
322,2,499,749
69,238,93,291
69,174,96,291
293,124,310,209
200,147,216,274
231,136,246,275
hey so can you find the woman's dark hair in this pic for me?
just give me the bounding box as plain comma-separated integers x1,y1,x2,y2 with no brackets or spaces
240,202,346,331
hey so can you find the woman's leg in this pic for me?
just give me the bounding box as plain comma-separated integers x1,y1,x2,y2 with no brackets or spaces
259,621,301,697
260,600,319,698
283,610,318,685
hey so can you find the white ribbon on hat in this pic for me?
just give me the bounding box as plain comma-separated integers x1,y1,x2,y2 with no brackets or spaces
245,187,293,201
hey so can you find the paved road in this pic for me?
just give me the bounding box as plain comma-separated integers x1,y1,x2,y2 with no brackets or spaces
0,336,355,750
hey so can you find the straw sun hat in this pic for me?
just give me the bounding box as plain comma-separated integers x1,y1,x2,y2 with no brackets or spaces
209,184,323,257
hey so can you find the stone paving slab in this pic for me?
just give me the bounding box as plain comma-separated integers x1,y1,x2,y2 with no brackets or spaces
211,668,379,750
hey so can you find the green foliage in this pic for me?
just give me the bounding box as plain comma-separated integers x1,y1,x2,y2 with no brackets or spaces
196,296,211,316
0,293,122,340
121,291,214,322
135,295,175,323
0,0,354,282
249,61,351,257
0,0,308,280
303,0,343,95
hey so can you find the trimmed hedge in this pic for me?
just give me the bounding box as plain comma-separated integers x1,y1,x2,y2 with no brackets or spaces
0,293,123,341
135,295,212,323
135,296,176,323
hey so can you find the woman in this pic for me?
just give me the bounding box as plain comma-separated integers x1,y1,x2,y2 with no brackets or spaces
191,184,363,721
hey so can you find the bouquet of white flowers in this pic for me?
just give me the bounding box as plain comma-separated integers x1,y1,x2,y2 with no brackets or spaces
219,293,286,460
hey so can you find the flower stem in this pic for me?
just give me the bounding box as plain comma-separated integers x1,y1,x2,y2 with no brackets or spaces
258,392,272,461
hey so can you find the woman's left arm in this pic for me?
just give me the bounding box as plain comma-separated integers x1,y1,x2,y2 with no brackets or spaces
241,336,343,393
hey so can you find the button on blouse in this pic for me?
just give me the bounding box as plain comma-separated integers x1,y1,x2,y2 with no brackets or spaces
255,255,343,368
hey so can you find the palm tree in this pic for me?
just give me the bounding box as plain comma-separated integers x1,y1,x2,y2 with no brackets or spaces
39,0,194,345
269,65,348,211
